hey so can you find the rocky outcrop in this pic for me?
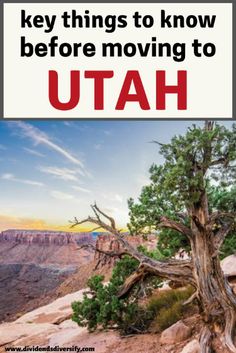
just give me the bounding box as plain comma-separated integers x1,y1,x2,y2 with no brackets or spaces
221,254,236,279
0,289,86,347
0,230,96,322
0,263,76,322
0,230,157,322
180,339,200,353
95,233,157,251
0,229,94,247
95,233,157,267
0,230,95,266
0,286,228,353
0,287,120,351
160,321,192,344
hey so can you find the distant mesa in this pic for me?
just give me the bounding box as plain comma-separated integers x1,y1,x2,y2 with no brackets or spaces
0,229,95,247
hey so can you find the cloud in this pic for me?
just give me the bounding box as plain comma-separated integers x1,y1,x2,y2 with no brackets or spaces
50,190,75,200
9,121,85,169
72,185,91,193
39,166,80,181
1,173,44,187
103,206,119,213
0,214,50,231
102,193,123,203
103,130,112,136
2,173,14,180
0,214,89,232
63,121,76,128
114,194,123,203
23,147,45,158
102,206,129,227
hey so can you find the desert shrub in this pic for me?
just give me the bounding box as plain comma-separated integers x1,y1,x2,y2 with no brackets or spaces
72,257,195,335
72,256,153,334
148,286,194,314
148,286,196,332
119,303,153,334
155,301,183,330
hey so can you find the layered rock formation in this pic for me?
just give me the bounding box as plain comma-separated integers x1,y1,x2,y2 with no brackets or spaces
0,230,94,266
94,233,157,267
0,230,96,322
0,229,93,245
0,230,157,322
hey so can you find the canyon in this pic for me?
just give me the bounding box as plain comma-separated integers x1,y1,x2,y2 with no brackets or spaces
0,229,156,322
0,229,95,266
0,229,95,322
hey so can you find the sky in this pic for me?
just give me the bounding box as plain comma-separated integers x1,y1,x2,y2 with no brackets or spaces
0,120,233,231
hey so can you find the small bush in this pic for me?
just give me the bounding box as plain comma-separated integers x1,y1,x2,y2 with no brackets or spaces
148,286,195,332
148,286,194,314
72,256,195,335
156,301,183,330
72,256,143,334
119,303,153,334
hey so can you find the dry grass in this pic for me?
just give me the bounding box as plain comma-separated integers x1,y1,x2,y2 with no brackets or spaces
147,286,197,332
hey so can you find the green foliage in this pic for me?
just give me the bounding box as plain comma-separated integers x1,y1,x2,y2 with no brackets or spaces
137,239,190,261
72,276,104,331
156,229,190,258
208,186,236,258
111,256,139,287
72,256,195,335
72,256,152,334
137,244,165,260
128,123,236,257
208,186,236,213
148,286,194,315
156,301,183,330
118,303,153,334
148,287,195,331
221,236,236,259
72,123,236,337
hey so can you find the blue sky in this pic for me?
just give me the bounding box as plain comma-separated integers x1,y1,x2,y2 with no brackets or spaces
0,120,233,231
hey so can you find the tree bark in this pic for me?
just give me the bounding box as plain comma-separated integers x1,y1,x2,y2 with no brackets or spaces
72,203,236,352
190,195,236,353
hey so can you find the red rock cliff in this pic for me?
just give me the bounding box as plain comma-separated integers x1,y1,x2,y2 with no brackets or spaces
0,229,95,266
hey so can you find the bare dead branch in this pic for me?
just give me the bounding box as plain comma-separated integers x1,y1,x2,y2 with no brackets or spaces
71,205,195,295
118,257,195,298
208,212,236,225
90,226,103,232
117,265,148,298
183,290,198,306
93,258,102,270
213,223,234,255
210,157,229,167
92,203,116,229
159,216,193,239
77,243,128,258
71,215,117,235
149,140,165,147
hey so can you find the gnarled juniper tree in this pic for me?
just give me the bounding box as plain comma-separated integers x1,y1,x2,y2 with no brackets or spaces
72,122,236,353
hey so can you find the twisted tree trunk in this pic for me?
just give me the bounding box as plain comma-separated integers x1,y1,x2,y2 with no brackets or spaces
72,203,236,353
191,232,236,352
189,192,236,353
